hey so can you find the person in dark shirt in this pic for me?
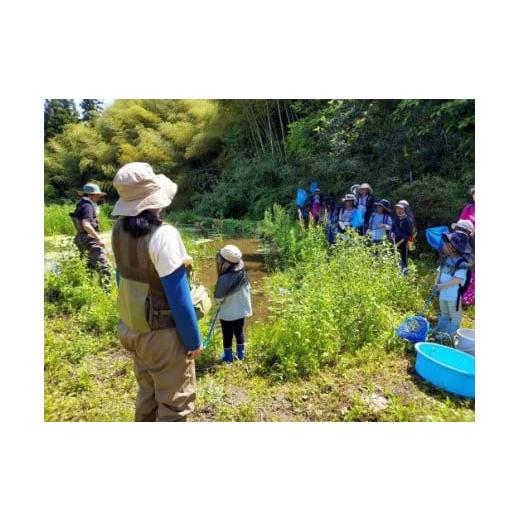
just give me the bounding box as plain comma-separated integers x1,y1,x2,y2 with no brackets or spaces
355,182,375,234
70,183,111,284
390,201,414,274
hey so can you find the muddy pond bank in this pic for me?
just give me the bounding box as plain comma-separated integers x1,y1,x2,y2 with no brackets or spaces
44,232,270,323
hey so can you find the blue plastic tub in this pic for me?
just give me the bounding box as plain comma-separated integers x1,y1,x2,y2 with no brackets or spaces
414,342,475,398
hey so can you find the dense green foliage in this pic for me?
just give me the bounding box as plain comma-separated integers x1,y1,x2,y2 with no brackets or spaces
80,99,104,121
44,229,474,422
44,99,474,233
44,99,79,142
254,207,424,379
44,203,113,236
43,99,475,421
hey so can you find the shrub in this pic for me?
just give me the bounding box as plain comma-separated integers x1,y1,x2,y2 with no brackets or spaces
260,204,327,270
44,243,118,333
253,208,423,379
388,176,468,231
221,218,258,237
44,203,114,236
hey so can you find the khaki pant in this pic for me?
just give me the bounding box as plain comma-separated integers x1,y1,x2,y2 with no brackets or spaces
118,321,196,422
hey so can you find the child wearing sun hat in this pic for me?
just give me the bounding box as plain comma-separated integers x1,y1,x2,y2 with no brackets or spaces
214,244,253,363
367,199,393,243
432,231,472,339
390,201,414,274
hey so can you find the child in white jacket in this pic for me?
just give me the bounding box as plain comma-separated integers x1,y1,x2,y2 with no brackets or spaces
214,245,253,363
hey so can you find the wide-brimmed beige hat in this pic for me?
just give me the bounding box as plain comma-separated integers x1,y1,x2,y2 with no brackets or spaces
358,182,373,194
112,162,178,217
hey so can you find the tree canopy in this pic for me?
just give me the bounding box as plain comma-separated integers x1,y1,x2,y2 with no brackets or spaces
44,99,474,228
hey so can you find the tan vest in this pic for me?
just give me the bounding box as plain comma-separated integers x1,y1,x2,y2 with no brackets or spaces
112,219,174,332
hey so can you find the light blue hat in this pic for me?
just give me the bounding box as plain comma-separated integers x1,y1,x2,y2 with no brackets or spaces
78,183,106,196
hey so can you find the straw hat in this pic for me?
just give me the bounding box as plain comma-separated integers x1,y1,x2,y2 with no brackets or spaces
220,244,242,264
77,183,106,197
112,162,178,217
358,182,373,194
451,219,474,234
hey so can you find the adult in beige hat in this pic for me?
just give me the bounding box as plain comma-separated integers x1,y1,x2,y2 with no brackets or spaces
111,162,203,422
355,182,375,234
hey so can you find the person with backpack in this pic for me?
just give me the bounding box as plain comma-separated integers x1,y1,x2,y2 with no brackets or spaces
355,182,375,234
390,201,414,274
458,186,476,305
367,199,393,243
432,230,473,339
397,199,418,251
336,194,359,241
70,183,111,285
308,183,322,224
451,218,474,250
295,187,309,225
324,197,340,245
111,162,204,422
214,245,253,363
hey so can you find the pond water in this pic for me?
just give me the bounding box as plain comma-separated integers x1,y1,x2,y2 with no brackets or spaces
194,237,270,324
44,232,270,323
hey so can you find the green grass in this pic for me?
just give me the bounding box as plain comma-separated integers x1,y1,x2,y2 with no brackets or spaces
44,203,114,236
44,210,475,422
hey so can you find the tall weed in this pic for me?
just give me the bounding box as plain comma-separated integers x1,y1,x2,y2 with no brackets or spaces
254,208,423,379
44,203,113,236
44,242,118,333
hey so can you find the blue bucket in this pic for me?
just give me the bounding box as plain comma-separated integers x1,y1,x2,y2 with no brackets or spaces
414,342,475,398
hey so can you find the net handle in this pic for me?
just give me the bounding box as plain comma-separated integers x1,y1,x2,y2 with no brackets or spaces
419,288,438,315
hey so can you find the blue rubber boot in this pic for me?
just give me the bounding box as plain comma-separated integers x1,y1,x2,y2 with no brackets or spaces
221,348,233,364
236,344,245,361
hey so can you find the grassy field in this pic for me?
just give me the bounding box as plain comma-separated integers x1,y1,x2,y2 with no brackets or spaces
44,208,475,422
44,203,114,236
44,204,258,238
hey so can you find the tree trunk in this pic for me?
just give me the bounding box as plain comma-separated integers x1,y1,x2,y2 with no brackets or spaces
265,100,275,159
277,99,288,160
245,101,265,154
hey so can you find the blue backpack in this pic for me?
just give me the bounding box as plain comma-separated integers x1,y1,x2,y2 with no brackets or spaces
296,188,308,208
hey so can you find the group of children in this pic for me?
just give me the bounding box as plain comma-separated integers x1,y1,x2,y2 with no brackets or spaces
300,181,475,342
301,182,418,274
214,185,474,363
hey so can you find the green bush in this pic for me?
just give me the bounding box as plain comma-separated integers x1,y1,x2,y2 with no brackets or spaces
260,204,327,270
44,244,118,333
44,203,114,236
221,218,258,237
388,176,469,231
165,209,200,225
253,207,423,379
